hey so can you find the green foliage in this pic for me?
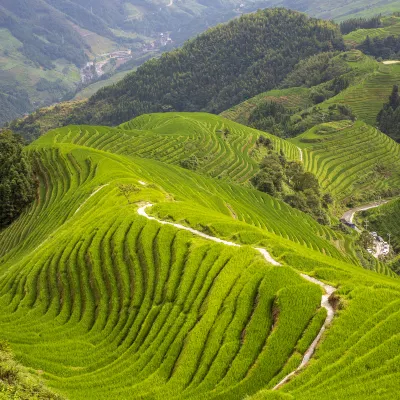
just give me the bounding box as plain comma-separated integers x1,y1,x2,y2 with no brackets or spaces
363,199,400,254
179,155,199,171
358,230,374,249
377,84,400,142
290,120,400,204
282,52,351,89
359,35,400,59
251,151,331,224
50,9,344,127
0,130,35,229
249,102,294,138
340,16,382,34
0,340,64,400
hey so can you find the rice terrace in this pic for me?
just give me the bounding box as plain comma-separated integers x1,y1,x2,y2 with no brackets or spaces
1,4,400,400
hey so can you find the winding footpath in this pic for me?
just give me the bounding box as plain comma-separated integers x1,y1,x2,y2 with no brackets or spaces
137,203,336,388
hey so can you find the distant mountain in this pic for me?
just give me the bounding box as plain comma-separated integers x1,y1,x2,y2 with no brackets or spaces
0,0,275,127
9,8,344,140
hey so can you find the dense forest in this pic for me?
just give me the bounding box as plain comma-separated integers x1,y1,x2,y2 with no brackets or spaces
251,145,332,224
0,130,35,229
339,16,382,34
359,35,400,60
377,85,400,142
47,9,344,127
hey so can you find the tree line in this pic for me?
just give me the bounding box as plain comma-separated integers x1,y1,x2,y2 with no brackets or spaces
0,131,35,229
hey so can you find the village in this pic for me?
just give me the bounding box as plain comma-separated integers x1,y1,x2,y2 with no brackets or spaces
80,32,173,84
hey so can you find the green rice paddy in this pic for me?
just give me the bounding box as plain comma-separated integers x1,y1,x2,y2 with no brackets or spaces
0,113,400,399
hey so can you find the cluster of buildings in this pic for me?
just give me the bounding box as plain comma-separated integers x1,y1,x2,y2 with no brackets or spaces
80,50,132,84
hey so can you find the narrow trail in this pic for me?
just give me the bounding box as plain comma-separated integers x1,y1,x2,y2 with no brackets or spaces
137,203,336,388
297,146,303,163
167,0,173,6
75,185,109,215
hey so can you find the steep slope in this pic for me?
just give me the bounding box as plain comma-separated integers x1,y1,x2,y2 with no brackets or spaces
0,119,399,400
9,8,344,141
0,0,277,126
362,199,400,252
289,120,400,205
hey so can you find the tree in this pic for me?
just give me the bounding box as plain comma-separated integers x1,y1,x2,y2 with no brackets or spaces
359,231,374,250
118,184,139,204
0,130,35,228
377,85,400,142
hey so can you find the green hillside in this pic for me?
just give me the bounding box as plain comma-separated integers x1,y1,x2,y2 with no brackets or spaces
0,112,399,399
0,0,278,126
289,120,400,205
223,50,400,135
344,14,400,45
8,8,344,141
362,199,400,252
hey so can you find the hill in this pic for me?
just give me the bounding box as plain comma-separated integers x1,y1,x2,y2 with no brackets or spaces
8,8,344,141
289,120,400,206
222,50,400,137
0,115,399,399
0,0,277,126
343,14,400,46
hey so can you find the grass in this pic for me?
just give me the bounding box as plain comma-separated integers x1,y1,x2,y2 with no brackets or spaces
0,340,64,400
0,114,399,399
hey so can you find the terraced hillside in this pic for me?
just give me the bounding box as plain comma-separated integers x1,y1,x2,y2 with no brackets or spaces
222,51,378,127
48,113,300,184
344,14,400,45
221,87,313,127
324,62,400,125
0,118,399,399
290,120,400,205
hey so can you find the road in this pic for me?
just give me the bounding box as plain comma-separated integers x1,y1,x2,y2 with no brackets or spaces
138,202,336,389
342,200,389,257
341,200,388,229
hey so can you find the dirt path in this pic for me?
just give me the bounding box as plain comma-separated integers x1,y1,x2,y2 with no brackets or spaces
382,60,400,65
297,146,303,162
75,185,109,215
137,203,336,387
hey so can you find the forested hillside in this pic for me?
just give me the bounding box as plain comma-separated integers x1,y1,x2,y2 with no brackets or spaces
0,0,274,126
9,8,344,139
